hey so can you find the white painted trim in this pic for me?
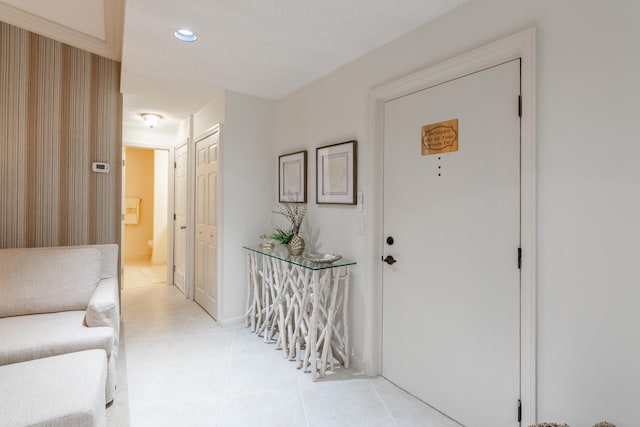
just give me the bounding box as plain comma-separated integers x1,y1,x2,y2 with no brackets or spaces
0,0,123,61
193,124,223,321
217,125,224,321
121,140,176,150
185,116,196,300
166,148,176,287
103,0,124,60
122,143,173,151
120,143,175,291
219,314,244,328
365,27,537,425
193,125,221,144
120,147,127,290
173,139,189,297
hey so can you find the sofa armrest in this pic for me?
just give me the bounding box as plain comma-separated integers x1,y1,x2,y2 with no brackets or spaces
85,277,120,334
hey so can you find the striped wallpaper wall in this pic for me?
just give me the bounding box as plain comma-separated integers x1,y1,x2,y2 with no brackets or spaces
0,21,122,249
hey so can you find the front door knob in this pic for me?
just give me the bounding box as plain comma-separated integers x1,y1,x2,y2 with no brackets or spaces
383,255,397,265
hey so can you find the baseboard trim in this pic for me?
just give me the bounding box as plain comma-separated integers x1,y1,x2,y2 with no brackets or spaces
218,315,245,328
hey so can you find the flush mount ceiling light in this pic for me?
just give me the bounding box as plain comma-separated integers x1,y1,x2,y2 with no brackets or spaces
172,29,198,42
140,113,163,128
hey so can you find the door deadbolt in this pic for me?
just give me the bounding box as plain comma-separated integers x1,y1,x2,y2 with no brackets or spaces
386,236,394,245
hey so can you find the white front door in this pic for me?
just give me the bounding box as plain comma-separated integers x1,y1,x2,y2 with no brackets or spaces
194,132,219,319
173,142,188,295
382,60,521,426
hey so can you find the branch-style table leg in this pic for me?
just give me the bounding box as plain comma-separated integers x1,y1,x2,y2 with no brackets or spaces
245,252,252,328
343,266,351,368
307,269,321,381
319,268,340,377
262,255,272,342
289,266,310,362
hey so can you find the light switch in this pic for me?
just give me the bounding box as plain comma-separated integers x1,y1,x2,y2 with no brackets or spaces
357,217,365,235
357,191,364,212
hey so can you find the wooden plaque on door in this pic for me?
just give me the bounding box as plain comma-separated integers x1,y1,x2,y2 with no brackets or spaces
421,119,458,155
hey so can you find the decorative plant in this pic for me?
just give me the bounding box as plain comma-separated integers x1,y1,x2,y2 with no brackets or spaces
270,196,307,244
269,228,295,244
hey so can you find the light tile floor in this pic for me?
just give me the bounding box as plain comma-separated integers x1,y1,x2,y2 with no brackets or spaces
123,261,167,289
115,285,461,427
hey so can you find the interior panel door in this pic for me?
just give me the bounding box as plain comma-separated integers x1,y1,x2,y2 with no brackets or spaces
194,132,219,319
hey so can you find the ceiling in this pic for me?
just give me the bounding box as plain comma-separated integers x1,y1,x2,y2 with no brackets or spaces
0,0,465,133
0,0,123,60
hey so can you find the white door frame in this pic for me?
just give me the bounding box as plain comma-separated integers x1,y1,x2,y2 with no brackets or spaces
173,139,188,294
121,143,175,287
365,28,537,424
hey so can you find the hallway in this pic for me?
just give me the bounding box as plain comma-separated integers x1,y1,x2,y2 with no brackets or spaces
118,284,461,426
123,261,167,290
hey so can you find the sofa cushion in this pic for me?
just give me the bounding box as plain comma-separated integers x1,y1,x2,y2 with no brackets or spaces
0,246,102,317
51,244,119,279
0,350,107,427
0,310,118,402
0,311,114,365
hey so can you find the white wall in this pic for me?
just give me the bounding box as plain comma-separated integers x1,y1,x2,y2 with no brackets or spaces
274,0,640,425
152,150,168,264
193,92,225,139
176,118,190,142
123,123,177,148
189,91,275,324
220,92,276,321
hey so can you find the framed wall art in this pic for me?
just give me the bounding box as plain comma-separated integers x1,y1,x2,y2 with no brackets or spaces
316,140,357,205
279,150,307,203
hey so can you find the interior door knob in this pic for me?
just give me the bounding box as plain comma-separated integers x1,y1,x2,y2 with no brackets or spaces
383,255,397,265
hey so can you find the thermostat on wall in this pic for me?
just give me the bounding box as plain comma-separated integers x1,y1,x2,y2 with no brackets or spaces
92,162,110,173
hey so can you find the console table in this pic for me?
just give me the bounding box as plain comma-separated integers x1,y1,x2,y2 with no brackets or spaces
243,245,355,381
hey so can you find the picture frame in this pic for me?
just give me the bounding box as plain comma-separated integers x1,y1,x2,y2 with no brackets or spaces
316,140,357,205
279,150,307,203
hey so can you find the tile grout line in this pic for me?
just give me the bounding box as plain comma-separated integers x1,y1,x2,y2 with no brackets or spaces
369,378,399,426
294,356,312,427
215,323,238,426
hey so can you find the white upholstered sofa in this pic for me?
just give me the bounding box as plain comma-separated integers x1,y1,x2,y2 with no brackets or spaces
0,244,120,403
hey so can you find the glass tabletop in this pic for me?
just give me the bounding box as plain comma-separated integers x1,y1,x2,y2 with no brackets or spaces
243,244,356,270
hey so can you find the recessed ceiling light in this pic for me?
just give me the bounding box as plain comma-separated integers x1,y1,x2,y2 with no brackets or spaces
173,29,198,42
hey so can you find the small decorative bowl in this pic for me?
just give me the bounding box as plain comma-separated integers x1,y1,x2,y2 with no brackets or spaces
303,253,342,264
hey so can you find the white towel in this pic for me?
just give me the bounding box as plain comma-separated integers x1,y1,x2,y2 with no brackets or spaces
124,198,140,225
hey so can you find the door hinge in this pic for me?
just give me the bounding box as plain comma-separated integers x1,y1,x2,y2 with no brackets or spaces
173,213,176,220
517,399,522,423
174,162,177,169
122,159,125,167
518,95,522,117
518,247,522,269
173,265,176,272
